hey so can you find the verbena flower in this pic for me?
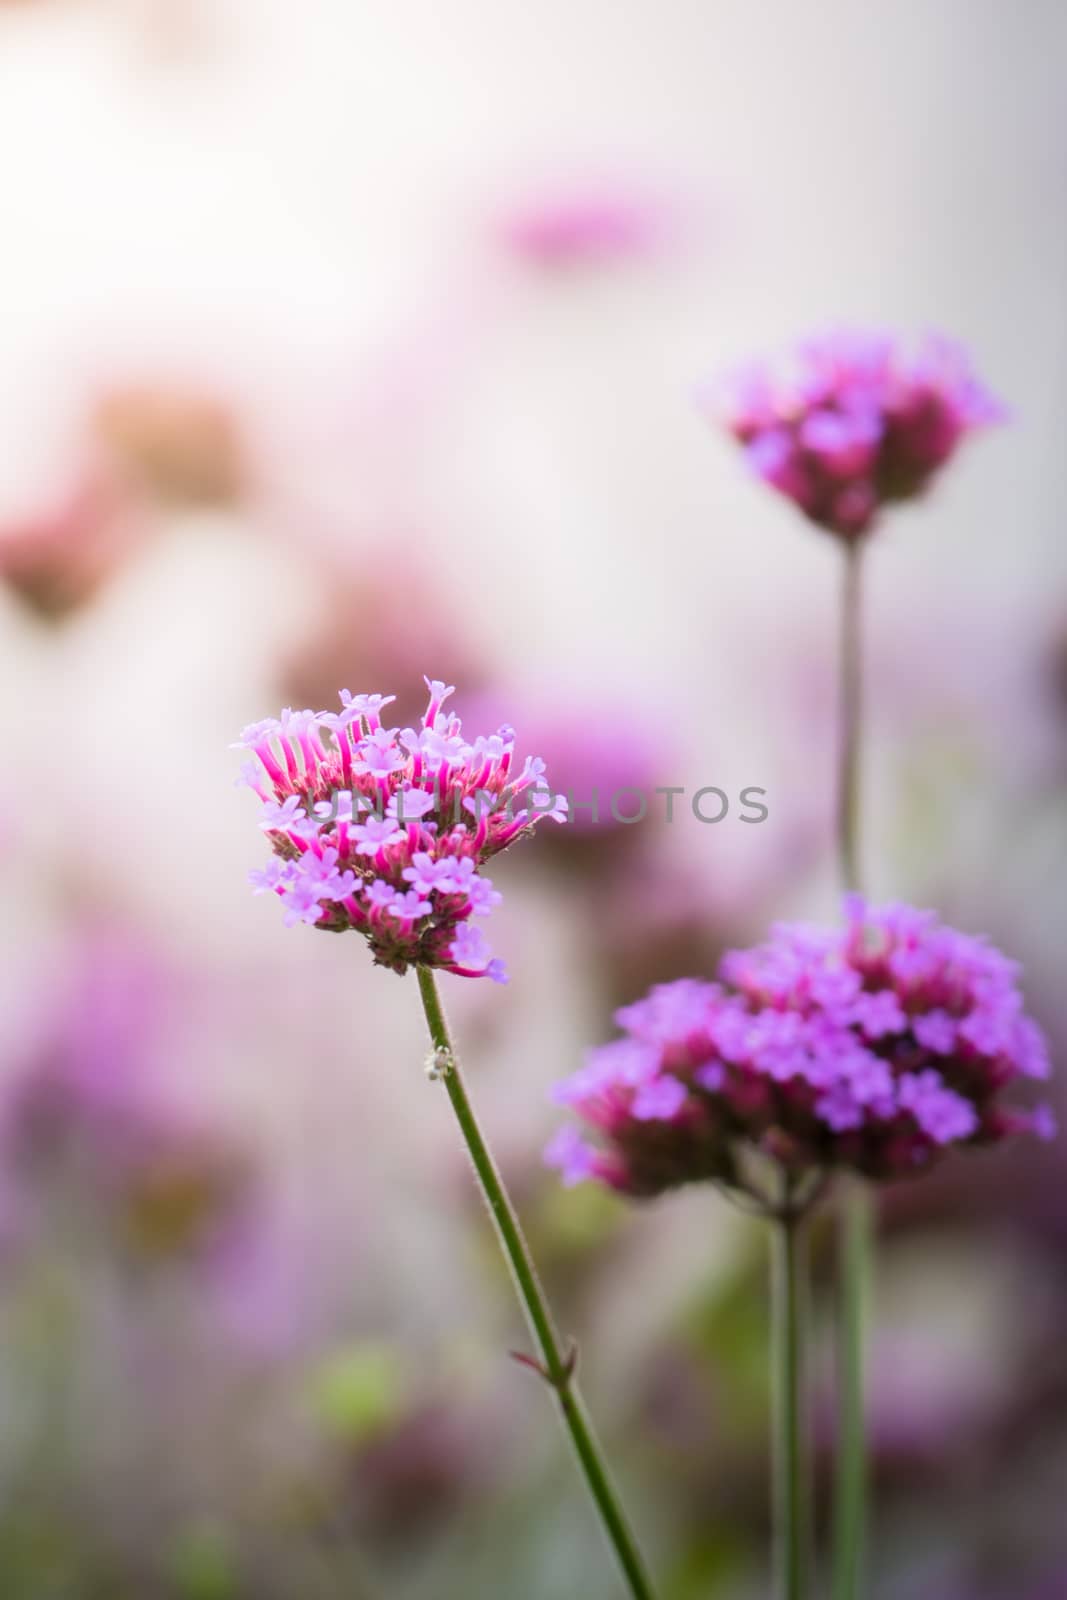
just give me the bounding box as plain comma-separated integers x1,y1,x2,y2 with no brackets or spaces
237,678,567,981
710,330,1005,540
546,897,1053,1197
0,470,136,620
498,181,668,270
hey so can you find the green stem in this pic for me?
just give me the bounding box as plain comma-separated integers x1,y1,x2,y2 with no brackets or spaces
415,966,658,1600
772,1189,811,1600
832,1181,872,1600
832,537,871,1600
837,541,863,896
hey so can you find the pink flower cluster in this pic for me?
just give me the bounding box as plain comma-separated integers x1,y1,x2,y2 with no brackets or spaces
546,898,1053,1197
714,330,1005,539
236,679,567,982
499,184,667,270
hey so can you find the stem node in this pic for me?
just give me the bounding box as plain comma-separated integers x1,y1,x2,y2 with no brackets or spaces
509,1338,579,1391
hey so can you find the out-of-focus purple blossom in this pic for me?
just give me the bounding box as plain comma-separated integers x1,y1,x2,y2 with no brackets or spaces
524,705,670,836
459,689,675,892
282,549,490,730
0,931,260,1275
498,181,670,270
708,330,1005,540
0,469,141,620
851,1332,1003,1465
547,897,1052,1198
238,678,567,981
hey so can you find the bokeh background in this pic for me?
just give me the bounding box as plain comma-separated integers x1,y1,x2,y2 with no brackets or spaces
1,2,1066,1597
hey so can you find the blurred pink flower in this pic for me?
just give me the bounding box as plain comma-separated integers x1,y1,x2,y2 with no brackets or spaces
548,898,1052,1197
0,470,140,620
498,180,670,270
517,700,669,835
862,1332,1002,1461
709,329,1005,540
0,375,244,621
461,685,674,869
0,929,260,1276
283,546,490,728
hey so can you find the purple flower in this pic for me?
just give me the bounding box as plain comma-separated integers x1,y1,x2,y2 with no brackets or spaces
237,678,561,980
538,791,570,824
448,923,491,971
631,1076,689,1122
352,816,406,855
385,890,433,924
694,1061,725,1092
340,690,396,724
279,879,330,928
815,1083,865,1133
258,795,309,833
402,851,463,897
911,1010,958,1054
364,877,400,912
294,847,357,902
848,988,907,1038
498,181,669,271
248,859,291,896
544,1125,600,1187
354,729,408,778
709,329,1005,541
896,1071,978,1144
232,717,281,750
387,786,436,822
1030,1104,1058,1141
545,898,1053,1197
465,873,502,915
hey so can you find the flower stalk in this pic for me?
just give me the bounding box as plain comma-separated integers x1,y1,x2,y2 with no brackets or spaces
706,329,1016,1600
772,1176,812,1600
832,1179,872,1600
832,538,871,1600
836,542,864,894
415,966,657,1600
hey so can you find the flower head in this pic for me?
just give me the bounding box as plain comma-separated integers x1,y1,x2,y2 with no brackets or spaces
237,678,566,980
0,470,136,619
546,898,1052,1197
709,330,1005,540
498,180,670,270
